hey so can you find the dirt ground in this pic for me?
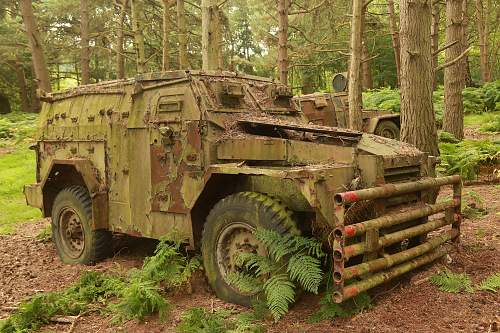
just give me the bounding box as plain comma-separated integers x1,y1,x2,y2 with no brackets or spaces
0,184,498,333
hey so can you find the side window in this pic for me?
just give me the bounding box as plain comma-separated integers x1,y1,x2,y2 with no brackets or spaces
154,88,185,123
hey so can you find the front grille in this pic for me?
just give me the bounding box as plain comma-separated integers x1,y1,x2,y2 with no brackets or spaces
384,165,421,183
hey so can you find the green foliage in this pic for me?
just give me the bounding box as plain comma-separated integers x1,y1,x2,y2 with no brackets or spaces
307,292,372,323
477,273,500,292
0,271,125,333
363,88,401,113
461,190,488,219
111,237,200,322
439,131,460,143
479,113,500,133
36,225,52,242
438,139,500,180
230,228,325,321
0,113,38,145
176,307,265,333
430,270,473,293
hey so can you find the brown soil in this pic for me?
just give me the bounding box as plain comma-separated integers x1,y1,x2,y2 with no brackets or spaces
0,184,498,333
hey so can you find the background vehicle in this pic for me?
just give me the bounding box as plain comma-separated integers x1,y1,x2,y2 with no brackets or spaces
296,73,401,140
24,70,460,305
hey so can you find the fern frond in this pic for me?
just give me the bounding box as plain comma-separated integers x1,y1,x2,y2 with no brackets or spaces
263,274,295,321
253,228,295,262
430,270,473,293
287,254,323,293
478,273,500,292
226,272,263,294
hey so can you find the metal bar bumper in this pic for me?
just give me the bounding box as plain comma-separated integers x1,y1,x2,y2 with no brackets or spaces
332,175,461,303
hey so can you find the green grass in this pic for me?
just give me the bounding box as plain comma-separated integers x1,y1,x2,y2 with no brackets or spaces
464,112,500,128
0,147,41,233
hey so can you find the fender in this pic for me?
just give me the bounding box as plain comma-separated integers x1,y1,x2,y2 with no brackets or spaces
364,114,400,134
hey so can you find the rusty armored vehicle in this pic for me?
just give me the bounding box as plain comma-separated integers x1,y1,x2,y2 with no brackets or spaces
296,73,401,140
25,70,461,305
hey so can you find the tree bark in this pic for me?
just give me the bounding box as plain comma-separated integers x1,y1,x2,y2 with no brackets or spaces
131,0,146,73
177,0,189,69
277,0,289,85
162,0,171,71
387,0,401,87
431,1,440,90
10,60,32,113
461,0,473,86
361,4,372,90
116,0,127,79
80,0,90,85
400,0,439,156
348,0,364,131
443,0,465,140
19,0,51,92
202,0,220,70
475,0,491,82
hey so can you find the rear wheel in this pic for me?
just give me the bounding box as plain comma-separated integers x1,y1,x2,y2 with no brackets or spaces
51,186,111,265
201,192,299,306
374,120,400,140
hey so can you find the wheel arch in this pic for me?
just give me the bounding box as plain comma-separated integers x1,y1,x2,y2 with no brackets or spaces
190,172,313,248
365,114,400,134
41,159,108,230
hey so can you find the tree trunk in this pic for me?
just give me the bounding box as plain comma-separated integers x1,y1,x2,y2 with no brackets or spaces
387,0,401,87
177,0,189,69
475,0,490,82
10,60,32,113
131,0,146,73
80,0,90,85
361,4,372,90
201,0,220,70
400,0,439,156
461,0,473,86
443,0,465,140
162,0,171,71
277,0,289,85
348,0,364,131
116,0,127,79
19,0,51,92
431,1,440,90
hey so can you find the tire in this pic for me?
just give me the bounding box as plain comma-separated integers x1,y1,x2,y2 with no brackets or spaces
374,120,400,140
51,186,111,265
201,192,299,306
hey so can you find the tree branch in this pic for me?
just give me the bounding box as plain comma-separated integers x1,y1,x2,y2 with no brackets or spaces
432,40,459,56
289,0,327,15
435,46,472,72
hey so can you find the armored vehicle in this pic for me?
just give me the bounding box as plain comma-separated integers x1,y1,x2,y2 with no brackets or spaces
25,70,461,305
295,73,401,140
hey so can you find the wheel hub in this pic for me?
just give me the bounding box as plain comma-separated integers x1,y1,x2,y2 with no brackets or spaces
216,222,266,295
58,207,85,259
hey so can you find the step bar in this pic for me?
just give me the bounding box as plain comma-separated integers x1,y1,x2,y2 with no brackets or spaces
331,175,461,303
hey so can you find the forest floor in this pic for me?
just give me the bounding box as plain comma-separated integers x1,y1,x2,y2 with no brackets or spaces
0,187,498,333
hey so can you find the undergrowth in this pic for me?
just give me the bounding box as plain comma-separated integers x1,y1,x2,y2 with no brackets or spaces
227,228,326,321
438,139,499,180
0,235,200,332
307,292,372,323
478,273,500,292
176,307,265,333
430,270,474,293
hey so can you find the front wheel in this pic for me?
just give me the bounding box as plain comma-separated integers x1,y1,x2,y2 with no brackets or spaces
374,120,400,140
201,192,299,306
51,186,111,265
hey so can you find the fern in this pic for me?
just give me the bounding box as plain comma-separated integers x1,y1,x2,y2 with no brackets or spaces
287,255,323,293
307,292,372,323
263,274,296,322
430,270,474,293
230,228,326,321
478,273,500,292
